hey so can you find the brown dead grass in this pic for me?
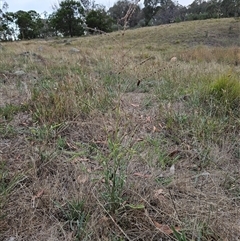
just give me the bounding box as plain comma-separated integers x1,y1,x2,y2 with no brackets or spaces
178,46,240,65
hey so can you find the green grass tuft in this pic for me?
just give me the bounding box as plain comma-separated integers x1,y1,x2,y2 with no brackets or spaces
206,73,240,116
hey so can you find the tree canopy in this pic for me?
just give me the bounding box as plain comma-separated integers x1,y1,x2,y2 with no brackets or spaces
86,7,113,33
48,0,85,37
14,10,43,39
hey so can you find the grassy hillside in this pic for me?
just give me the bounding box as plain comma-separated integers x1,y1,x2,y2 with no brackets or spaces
0,18,240,241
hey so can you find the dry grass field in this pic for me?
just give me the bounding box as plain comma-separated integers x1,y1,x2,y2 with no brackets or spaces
0,18,240,241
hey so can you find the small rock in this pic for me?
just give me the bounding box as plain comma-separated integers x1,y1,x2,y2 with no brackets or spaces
170,56,177,62
169,164,175,175
7,237,16,241
69,47,80,53
14,70,25,76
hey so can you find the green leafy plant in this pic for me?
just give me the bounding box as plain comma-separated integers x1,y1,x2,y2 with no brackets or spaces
0,163,26,198
56,136,67,150
172,226,188,241
101,139,128,213
29,123,65,143
0,162,26,226
56,199,89,240
0,104,28,120
0,123,17,138
102,169,124,212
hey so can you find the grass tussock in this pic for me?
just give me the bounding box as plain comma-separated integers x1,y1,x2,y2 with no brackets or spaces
209,73,240,108
31,74,112,124
0,18,240,241
200,73,240,118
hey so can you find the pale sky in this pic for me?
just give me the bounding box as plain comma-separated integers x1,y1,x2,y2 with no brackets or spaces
4,0,194,14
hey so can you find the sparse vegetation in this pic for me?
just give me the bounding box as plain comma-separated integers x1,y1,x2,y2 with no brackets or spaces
0,18,240,240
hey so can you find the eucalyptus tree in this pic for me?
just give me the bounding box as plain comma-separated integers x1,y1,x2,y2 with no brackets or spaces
49,0,85,37
86,6,114,33
14,10,43,39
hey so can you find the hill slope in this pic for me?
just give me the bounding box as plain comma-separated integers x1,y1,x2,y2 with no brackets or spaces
0,18,240,241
